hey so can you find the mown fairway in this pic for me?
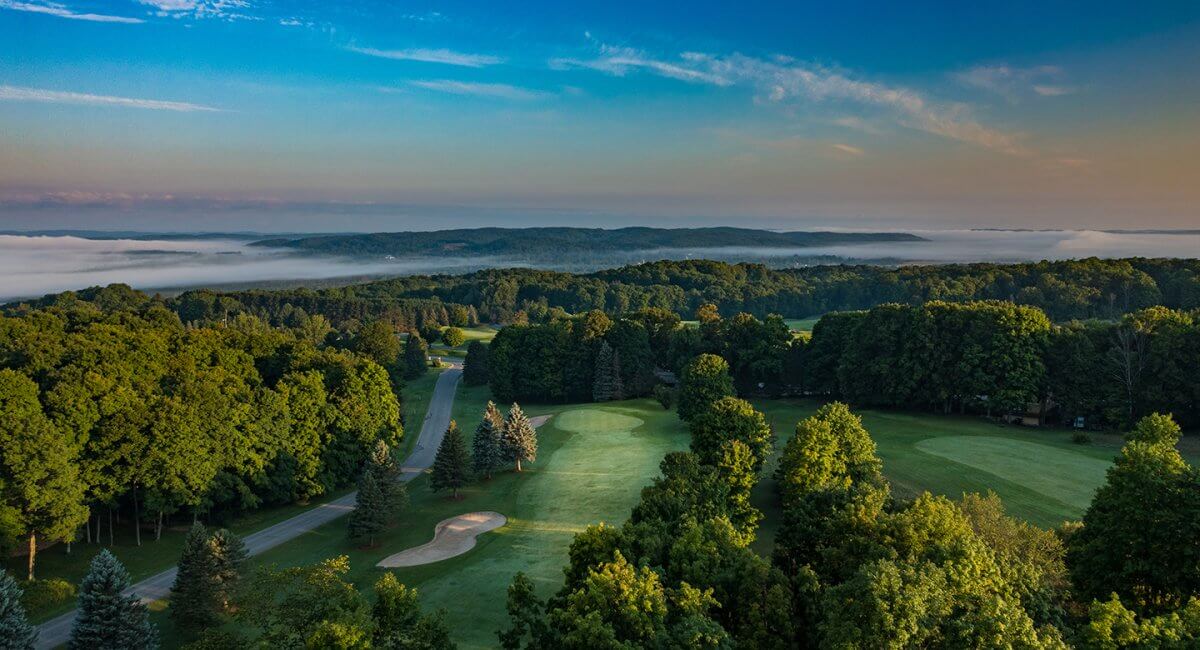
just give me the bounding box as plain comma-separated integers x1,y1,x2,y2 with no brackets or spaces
750,399,1200,546
158,395,688,649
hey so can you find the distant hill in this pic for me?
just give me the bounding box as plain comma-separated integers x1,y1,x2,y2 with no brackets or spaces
251,227,925,257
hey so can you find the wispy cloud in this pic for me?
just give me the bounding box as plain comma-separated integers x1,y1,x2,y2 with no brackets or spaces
957,64,1073,101
407,80,549,101
0,0,143,23
136,0,255,21
0,85,221,112
557,41,1028,155
348,46,503,68
831,143,864,156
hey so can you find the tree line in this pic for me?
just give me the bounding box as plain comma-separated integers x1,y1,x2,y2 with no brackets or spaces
498,348,1200,648
0,299,403,582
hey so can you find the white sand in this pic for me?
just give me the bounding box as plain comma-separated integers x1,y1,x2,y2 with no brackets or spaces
376,511,507,567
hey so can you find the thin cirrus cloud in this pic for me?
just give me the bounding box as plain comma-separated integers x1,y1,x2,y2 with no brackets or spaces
0,85,221,112
0,0,144,23
347,45,503,68
831,143,864,155
556,41,1028,155
956,64,1074,100
407,79,549,101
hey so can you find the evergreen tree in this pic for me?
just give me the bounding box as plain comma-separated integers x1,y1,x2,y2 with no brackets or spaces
593,341,616,402
502,404,538,473
347,471,388,547
403,332,429,380
463,340,489,386
364,440,407,518
170,523,220,633
611,350,625,401
207,529,247,613
0,570,36,650
472,401,506,480
69,549,158,650
431,421,471,498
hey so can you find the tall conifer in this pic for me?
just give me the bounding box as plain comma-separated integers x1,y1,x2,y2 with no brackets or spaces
69,550,158,650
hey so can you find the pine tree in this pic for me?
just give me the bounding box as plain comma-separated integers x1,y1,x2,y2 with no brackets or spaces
593,341,615,402
502,404,538,473
431,421,471,498
207,529,247,613
170,523,219,633
348,471,388,547
472,401,506,480
0,570,36,650
463,341,490,386
364,440,407,518
69,549,158,650
611,350,625,401
403,332,429,380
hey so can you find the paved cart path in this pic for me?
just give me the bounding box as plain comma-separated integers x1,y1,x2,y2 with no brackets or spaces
35,360,463,649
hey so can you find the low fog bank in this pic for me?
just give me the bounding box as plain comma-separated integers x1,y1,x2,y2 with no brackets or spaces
3,229,1199,303
0,235,511,302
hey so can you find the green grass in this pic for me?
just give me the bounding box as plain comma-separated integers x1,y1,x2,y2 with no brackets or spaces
749,399,1200,553
152,397,687,649
783,317,820,332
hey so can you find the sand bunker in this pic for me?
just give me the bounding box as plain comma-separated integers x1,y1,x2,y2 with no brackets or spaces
529,414,553,429
376,511,507,567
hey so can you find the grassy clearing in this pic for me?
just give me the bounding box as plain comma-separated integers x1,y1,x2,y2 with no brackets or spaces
152,398,687,649
428,325,498,358
749,399,1200,553
783,317,820,332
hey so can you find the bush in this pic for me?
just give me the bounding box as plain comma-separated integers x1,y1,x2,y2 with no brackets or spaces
419,326,443,344
653,385,674,410
1072,431,1092,445
21,577,77,612
441,327,466,347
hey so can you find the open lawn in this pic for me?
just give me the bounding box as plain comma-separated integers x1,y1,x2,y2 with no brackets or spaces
749,399,1200,553
427,325,499,358
153,397,688,649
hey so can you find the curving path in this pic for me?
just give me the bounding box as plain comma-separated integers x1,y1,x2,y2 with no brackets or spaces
35,359,464,649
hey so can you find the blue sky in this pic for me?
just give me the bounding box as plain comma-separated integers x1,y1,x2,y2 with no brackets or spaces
1,1,1199,231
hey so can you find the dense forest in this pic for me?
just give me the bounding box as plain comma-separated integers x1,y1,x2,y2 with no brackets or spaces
0,292,404,580
47,257,1194,328
251,226,923,257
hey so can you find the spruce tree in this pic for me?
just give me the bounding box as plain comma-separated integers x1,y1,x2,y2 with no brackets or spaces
348,471,388,547
431,421,471,498
170,523,219,633
0,570,36,650
502,404,538,473
472,401,506,479
463,341,490,386
365,440,407,518
207,529,247,612
69,549,158,650
611,350,625,401
593,341,615,402
403,332,429,379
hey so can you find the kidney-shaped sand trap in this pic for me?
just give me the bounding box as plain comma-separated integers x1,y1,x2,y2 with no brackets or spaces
376,511,507,568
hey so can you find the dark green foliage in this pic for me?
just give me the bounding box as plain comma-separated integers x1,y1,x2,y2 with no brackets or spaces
206,529,246,613
652,384,673,410
498,572,545,650
441,326,466,347
170,523,221,633
774,402,881,509
592,340,617,402
677,354,734,421
463,340,489,386
364,440,407,517
403,331,429,379
472,401,506,480
431,420,471,498
0,571,36,650
17,578,75,614
236,556,449,648
348,471,388,546
353,320,400,366
1067,413,1200,614
69,549,158,650
501,404,537,473
688,396,773,471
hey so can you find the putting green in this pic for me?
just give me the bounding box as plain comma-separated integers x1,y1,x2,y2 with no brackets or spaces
553,408,645,435
914,436,1110,512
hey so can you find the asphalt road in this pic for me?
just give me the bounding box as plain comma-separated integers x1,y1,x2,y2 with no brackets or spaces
35,360,464,649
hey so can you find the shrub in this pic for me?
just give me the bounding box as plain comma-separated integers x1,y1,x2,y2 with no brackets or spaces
653,385,674,410
21,577,77,613
1072,431,1092,445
